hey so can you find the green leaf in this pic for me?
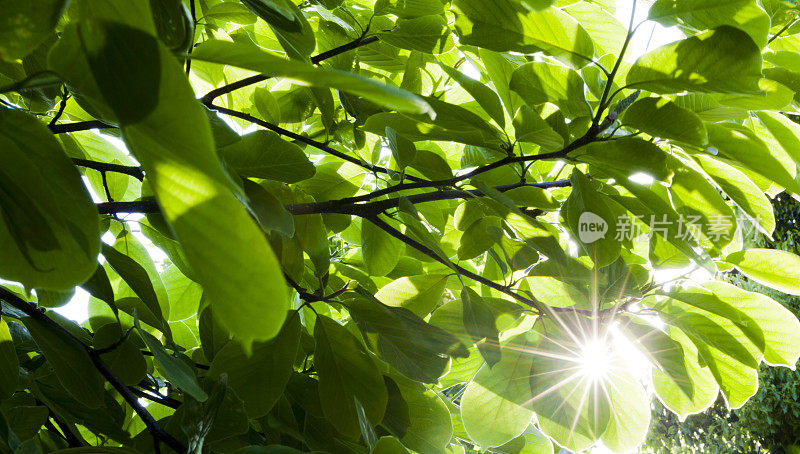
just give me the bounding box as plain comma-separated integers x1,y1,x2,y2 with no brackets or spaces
378,15,453,54
570,136,672,182
707,122,800,195
93,324,146,387
461,287,500,366
725,248,800,295
754,111,800,170
385,127,417,170
693,154,775,236
649,0,771,48
0,0,67,60
564,1,627,55
50,21,290,348
563,169,622,267
202,2,257,25
458,216,500,260
21,315,105,408
599,368,651,452
372,436,410,454
375,274,448,316
387,372,453,453
375,0,444,17
461,333,535,448
626,26,762,94
362,219,403,276
437,63,505,128
314,315,388,437
363,112,503,149
191,39,431,115
453,1,594,67
207,313,300,418
219,130,315,183
622,97,707,146
347,294,469,383
0,319,18,399
244,180,295,237
134,315,208,402
0,108,100,290
101,244,166,332
509,62,590,118
512,107,563,150
241,0,303,32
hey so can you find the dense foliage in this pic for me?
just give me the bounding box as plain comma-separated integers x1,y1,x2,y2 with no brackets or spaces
646,193,800,453
3,0,800,453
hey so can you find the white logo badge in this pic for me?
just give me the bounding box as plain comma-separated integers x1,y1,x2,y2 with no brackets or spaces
578,212,608,244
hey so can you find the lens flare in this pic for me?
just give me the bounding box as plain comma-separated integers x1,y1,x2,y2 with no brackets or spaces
577,338,611,382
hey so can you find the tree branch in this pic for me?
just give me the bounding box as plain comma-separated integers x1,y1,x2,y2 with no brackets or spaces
49,120,115,134
96,180,571,217
0,287,187,454
208,104,427,182
199,35,380,106
72,158,145,181
365,215,545,313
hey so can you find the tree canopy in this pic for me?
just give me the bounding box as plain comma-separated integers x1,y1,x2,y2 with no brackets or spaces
2,0,800,453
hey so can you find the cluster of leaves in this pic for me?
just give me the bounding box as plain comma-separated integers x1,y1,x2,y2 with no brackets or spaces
4,0,800,453
646,193,800,453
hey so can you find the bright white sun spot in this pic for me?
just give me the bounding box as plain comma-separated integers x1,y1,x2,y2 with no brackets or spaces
577,338,612,382
628,172,654,185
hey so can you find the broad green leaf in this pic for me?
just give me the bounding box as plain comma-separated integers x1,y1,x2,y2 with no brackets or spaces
755,111,800,169
599,369,651,453
725,248,800,296
202,3,257,25
570,136,672,182
648,326,719,419
240,0,302,31
480,49,522,117
0,0,67,60
701,281,800,367
375,0,444,17
522,276,589,308
0,319,18,399
363,112,504,149
378,15,453,54
191,40,431,115
218,130,315,183
461,334,535,448
207,313,300,418
564,2,626,55
375,274,448,316
372,436,410,454
458,216,500,260
626,26,762,94
93,323,146,387
651,297,760,407
314,315,388,437
362,220,403,276
347,295,468,383
50,21,290,348
101,244,167,333
693,154,775,236
298,162,365,202
453,1,594,67
388,372,453,453
667,156,736,249
244,180,295,237
648,0,770,48
22,315,105,408
509,62,590,118
0,108,100,290
437,63,506,128
716,78,793,110
386,127,417,170
706,122,800,195
461,287,500,366
563,169,623,267
622,97,707,146
512,107,563,150
134,316,208,402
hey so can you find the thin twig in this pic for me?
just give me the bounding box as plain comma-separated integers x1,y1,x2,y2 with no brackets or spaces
0,287,187,453
768,17,800,45
72,158,145,181
199,35,379,106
